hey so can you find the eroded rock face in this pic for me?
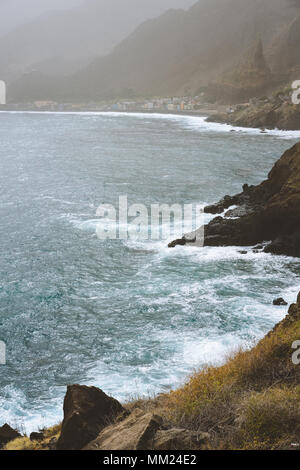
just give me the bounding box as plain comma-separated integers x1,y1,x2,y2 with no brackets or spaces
0,424,21,448
84,408,162,451
170,143,300,257
56,384,124,450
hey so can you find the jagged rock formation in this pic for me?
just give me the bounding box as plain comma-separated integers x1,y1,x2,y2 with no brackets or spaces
169,143,300,257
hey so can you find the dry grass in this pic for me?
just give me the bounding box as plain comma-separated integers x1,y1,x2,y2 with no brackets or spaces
163,304,300,449
4,423,61,451
234,386,300,449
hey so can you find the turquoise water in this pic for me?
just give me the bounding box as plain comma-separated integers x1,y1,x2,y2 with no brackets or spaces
0,111,300,432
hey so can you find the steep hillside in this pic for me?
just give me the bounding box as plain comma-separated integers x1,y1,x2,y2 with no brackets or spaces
0,0,195,81
268,15,300,81
70,0,298,100
206,40,273,103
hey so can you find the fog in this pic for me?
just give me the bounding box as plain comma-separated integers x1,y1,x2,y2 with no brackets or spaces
0,0,196,80
0,0,195,37
0,0,82,36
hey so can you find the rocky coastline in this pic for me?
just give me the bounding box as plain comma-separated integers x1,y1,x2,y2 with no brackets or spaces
1,144,300,451
207,101,300,131
169,142,300,258
1,291,299,451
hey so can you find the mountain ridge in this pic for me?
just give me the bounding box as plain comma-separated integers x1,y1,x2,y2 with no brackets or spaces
7,0,300,103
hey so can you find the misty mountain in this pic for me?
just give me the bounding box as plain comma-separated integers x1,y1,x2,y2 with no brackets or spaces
0,0,195,80
9,0,300,102
68,0,300,100
0,0,82,37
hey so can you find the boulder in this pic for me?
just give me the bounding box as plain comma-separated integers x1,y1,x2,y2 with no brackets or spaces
84,408,162,451
168,238,186,248
273,298,288,306
56,384,124,450
30,431,45,441
0,424,21,448
153,428,210,450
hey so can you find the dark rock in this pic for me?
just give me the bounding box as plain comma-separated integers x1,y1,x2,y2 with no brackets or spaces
168,238,186,248
0,424,21,447
170,143,300,258
273,298,288,306
264,231,300,258
239,251,248,255
254,244,263,250
30,431,45,441
204,195,238,215
56,384,125,450
225,205,249,218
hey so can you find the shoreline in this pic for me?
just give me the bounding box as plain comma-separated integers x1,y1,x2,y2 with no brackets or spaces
2,108,300,137
0,108,217,118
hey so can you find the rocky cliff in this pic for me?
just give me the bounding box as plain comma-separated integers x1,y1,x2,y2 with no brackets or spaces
169,142,300,257
207,97,300,130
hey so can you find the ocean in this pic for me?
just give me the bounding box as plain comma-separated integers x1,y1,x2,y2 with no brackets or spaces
0,111,300,432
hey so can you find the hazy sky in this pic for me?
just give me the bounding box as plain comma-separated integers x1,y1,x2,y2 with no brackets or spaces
0,0,82,36
0,0,196,37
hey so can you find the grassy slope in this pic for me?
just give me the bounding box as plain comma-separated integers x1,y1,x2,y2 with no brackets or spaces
163,296,300,449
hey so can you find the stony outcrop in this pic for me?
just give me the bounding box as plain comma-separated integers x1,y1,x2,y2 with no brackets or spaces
84,408,210,451
208,101,300,131
169,143,300,257
56,384,125,450
84,408,162,451
273,298,288,306
0,424,21,448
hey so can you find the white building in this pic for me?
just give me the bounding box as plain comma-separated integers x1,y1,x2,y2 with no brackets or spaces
0,80,6,105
